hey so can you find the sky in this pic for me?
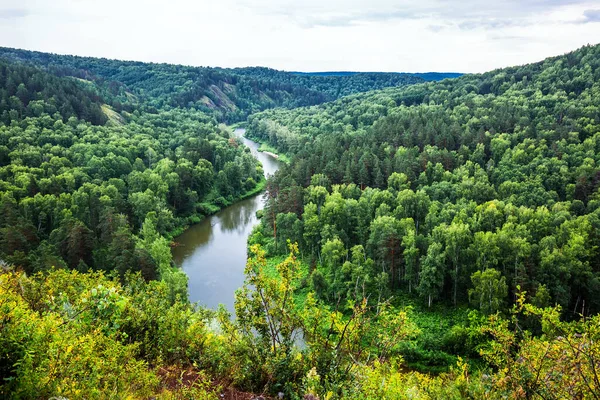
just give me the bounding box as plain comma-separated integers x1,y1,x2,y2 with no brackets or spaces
0,0,599,73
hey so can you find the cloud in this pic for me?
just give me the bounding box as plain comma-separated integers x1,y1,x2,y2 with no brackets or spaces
286,9,423,28
427,25,446,32
0,9,28,19
581,9,600,23
243,0,586,29
458,19,517,30
488,34,532,41
0,0,598,73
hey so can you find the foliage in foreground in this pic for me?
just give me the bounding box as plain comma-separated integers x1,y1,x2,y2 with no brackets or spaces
2,250,600,399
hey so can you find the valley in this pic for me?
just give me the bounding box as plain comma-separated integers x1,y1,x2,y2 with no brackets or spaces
0,43,600,399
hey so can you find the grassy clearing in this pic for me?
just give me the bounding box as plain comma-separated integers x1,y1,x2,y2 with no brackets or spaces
101,104,126,126
261,254,311,310
396,298,479,374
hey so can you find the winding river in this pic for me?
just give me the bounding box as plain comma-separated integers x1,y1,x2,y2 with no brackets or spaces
172,129,281,311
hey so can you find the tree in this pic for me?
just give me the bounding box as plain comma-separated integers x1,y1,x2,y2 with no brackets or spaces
137,213,186,303
52,218,94,269
418,241,445,307
275,212,301,254
387,172,410,193
368,216,402,288
224,161,242,195
468,268,507,314
444,222,471,306
321,237,347,302
496,222,531,297
233,242,304,392
395,189,430,234
471,231,500,272
303,203,322,264
402,229,419,293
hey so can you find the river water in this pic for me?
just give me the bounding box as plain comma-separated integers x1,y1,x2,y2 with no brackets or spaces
172,129,281,311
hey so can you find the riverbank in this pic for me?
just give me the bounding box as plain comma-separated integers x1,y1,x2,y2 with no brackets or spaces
242,133,292,164
166,177,267,240
167,127,275,240
260,150,279,159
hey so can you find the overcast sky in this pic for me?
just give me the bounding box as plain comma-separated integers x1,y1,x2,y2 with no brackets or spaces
0,0,599,73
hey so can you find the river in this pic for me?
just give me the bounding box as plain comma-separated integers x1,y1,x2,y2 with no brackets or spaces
172,128,281,311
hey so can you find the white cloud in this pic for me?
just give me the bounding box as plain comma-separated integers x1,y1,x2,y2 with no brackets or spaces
0,0,598,73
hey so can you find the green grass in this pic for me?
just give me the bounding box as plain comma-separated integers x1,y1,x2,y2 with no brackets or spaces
386,293,487,374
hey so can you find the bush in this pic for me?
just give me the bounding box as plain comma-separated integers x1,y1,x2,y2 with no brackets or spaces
0,270,158,398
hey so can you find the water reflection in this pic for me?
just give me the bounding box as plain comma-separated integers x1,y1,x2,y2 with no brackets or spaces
172,129,281,312
218,195,263,233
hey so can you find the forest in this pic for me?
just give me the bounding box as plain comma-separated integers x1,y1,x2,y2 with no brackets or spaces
0,47,425,123
1,44,600,399
247,43,600,314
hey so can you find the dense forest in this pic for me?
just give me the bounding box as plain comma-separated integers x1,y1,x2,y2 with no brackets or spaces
247,43,600,314
0,47,425,123
2,44,600,399
0,55,270,306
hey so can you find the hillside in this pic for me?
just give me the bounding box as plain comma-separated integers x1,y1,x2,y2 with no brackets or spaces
0,59,107,125
233,67,432,99
291,71,463,81
246,43,600,313
0,47,425,123
0,54,270,292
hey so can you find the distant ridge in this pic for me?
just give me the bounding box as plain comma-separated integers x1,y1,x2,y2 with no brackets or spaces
0,46,426,122
291,71,463,81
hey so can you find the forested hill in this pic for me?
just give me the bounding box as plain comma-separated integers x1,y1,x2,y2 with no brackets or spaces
232,67,430,100
0,52,271,298
246,43,600,315
0,59,108,125
0,47,425,123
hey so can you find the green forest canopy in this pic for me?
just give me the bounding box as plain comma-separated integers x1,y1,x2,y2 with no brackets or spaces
2,44,600,399
247,43,600,315
0,47,428,123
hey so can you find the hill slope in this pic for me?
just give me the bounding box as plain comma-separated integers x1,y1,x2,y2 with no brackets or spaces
0,47,426,122
0,54,268,284
247,43,600,314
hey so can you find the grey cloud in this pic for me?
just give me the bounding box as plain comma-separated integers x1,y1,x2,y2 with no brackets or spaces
458,19,517,30
244,0,591,30
488,34,537,42
292,9,425,28
427,24,446,32
581,9,600,23
0,9,29,19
